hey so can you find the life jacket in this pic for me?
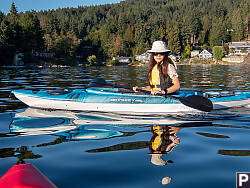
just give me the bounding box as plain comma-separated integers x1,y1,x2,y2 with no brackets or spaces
149,126,179,154
150,63,174,91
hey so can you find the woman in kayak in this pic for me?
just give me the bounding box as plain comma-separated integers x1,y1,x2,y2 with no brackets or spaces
133,40,180,95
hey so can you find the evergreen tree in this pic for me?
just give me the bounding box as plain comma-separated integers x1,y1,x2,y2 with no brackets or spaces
209,19,224,47
19,12,44,52
0,12,5,23
10,1,18,15
158,25,165,41
0,19,16,65
1,0,248,64
167,25,181,55
231,10,246,41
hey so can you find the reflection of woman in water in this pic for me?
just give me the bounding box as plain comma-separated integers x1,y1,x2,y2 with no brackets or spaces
149,125,180,166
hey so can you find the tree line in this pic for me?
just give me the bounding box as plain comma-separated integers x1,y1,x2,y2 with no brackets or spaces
0,0,249,65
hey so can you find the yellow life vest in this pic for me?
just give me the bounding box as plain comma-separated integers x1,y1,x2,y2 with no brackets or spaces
150,63,177,91
152,135,162,150
152,126,163,150
150,64,160,91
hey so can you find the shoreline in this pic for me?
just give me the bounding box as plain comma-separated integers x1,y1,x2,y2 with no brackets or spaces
2,55,249,68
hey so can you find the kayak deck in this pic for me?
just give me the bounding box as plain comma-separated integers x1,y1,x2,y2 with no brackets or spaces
12,88,199,104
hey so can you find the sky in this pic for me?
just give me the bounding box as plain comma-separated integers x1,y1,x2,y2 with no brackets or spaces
1,0,122,14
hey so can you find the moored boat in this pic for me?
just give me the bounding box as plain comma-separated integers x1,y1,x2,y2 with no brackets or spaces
11,88,250,113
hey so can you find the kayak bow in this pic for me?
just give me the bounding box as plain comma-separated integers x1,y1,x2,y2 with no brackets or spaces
0,163,57,188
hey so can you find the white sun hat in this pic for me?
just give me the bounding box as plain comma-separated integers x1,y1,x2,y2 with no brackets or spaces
148,40,171,53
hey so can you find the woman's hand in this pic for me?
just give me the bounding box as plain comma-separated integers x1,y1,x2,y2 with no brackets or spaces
150,90,166,95
168,126,180,134
133,86,139,92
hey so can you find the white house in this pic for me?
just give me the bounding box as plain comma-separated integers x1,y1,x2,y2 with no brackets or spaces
191,50,200,58
32,50,54,58
135,52,150,62
198,50,213,59
112,56,131,64
228,41,250,56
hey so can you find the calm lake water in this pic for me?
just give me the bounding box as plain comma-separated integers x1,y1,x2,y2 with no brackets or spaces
0,64,250,187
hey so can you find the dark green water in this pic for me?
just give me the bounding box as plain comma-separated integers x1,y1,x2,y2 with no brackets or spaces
0,64,249,187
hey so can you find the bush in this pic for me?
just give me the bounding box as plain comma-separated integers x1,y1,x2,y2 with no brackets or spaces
106,59,119,66
87,55,99,66
212,46,223,61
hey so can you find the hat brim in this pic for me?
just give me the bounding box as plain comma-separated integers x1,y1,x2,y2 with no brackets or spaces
148,49,171,53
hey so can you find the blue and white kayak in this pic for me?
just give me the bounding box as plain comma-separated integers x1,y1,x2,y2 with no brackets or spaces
11,88,250,113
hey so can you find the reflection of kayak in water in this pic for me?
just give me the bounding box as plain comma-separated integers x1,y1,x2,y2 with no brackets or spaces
13,108,211,127
10,111,77,136
0,163,57,188
59,127,123,140
9,108,213,139
11,88,250,113
10,108,123,139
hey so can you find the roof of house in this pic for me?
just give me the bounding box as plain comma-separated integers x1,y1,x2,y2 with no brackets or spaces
199,49,213,55
228,41,250,48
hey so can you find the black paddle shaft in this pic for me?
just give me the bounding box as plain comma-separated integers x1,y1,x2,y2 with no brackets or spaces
89,78,213,112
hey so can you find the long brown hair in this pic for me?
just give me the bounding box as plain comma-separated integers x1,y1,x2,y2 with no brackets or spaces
147,53,173,85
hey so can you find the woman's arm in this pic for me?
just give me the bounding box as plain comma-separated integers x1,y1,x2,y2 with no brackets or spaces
163,63,180,94
164,76,180,94
151,76,180,95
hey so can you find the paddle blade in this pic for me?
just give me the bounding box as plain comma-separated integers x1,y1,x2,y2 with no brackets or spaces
88,78,108,87
179,95,213,112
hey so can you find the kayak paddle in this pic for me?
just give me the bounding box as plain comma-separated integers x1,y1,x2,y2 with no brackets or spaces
88,78,213,112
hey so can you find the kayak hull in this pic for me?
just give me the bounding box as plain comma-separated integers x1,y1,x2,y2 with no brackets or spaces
0,163,57,188
12,88,250,113
13,92,197,112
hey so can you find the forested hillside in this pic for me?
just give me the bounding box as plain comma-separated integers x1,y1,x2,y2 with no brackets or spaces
0,0,249,65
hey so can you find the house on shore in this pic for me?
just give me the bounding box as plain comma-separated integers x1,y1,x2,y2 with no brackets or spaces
32,50,54,59
222,41,249,63
135,52,150,62
228,41,250,56
190,50,213,60
198,50,213,60
191,50,200,58
112,56,131,64
222,56,245,63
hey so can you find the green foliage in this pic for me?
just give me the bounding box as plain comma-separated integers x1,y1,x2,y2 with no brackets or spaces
212,46,223,61
201,44,210,51
0,3,44,65
231,9,246,41
34,0,246,61
182,45,191,58
19,12,44,52
167,25,181,55
10,2,18,15
106,59,119,66
0,0,248,65
87,55,98,66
